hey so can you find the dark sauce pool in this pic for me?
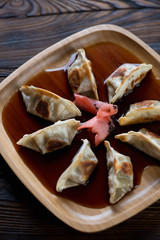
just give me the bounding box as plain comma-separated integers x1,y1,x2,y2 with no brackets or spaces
2,42,160,208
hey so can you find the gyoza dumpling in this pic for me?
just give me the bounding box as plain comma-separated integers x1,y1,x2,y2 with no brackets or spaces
115,128,160,161
104,141,133,204
56,139,98,192
17,119,80,154
119,100,160,126
67,49,99,99
20,85,81,122
106,63,152,103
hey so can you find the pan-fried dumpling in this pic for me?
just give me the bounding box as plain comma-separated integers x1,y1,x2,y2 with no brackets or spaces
56,139,98,192
115,128,160,161
67,49,99,99
20,85,81,122
106,63,152,103
104,141,133,204
119,100,160,126
17,119,80,154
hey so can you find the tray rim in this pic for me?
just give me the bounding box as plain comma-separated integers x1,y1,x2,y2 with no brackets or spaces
0,24,160,233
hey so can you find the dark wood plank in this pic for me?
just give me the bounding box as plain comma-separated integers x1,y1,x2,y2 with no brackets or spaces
0,8,160,77
0,0,160,17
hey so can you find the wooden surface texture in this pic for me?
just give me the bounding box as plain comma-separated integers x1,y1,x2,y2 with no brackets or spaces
0,0,160,239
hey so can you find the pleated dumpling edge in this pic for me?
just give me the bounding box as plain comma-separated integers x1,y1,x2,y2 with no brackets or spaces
56,139,98,192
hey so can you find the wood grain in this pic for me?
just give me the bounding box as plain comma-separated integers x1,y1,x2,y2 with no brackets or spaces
0,8,160,81
0,157,160,239
0,0,160,17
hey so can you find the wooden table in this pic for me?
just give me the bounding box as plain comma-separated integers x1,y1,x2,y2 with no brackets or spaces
0,1,160,239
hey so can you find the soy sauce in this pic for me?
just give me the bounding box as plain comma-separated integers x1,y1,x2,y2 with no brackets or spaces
2,42,160,208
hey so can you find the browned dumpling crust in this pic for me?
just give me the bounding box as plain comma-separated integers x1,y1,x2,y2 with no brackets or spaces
106,63,152,103
119,100,160,126
56,139,98,192
115,128,160,161
104,141,133,204
67,49,99,99
20,85,81,122
17,119,80,154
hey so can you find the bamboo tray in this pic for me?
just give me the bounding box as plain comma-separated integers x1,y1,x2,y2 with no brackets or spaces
0,25,160,232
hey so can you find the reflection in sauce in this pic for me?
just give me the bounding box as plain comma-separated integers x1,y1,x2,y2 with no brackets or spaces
2,42,160,208
45,52,78,72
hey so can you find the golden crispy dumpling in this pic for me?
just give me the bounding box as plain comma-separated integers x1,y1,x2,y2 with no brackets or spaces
104,141,133,204
67,49,99,99
20,85,81,122
119,100,160,126
17,119,80,154
106,63,152,103
115,128,160,161
56,139,98,192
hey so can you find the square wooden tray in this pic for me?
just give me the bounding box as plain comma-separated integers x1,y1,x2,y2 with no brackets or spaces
0,24,160,232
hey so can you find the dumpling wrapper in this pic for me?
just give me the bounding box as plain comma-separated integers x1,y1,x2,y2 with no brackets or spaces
67,49,99,100
119,100,160,126
20,85,81,122
104,141,133,204
17,119,80,154
115,128,160,161
56,139,98,192
106,63,152,103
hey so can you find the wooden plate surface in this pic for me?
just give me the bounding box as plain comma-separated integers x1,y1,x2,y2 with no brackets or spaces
0,24,160,232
